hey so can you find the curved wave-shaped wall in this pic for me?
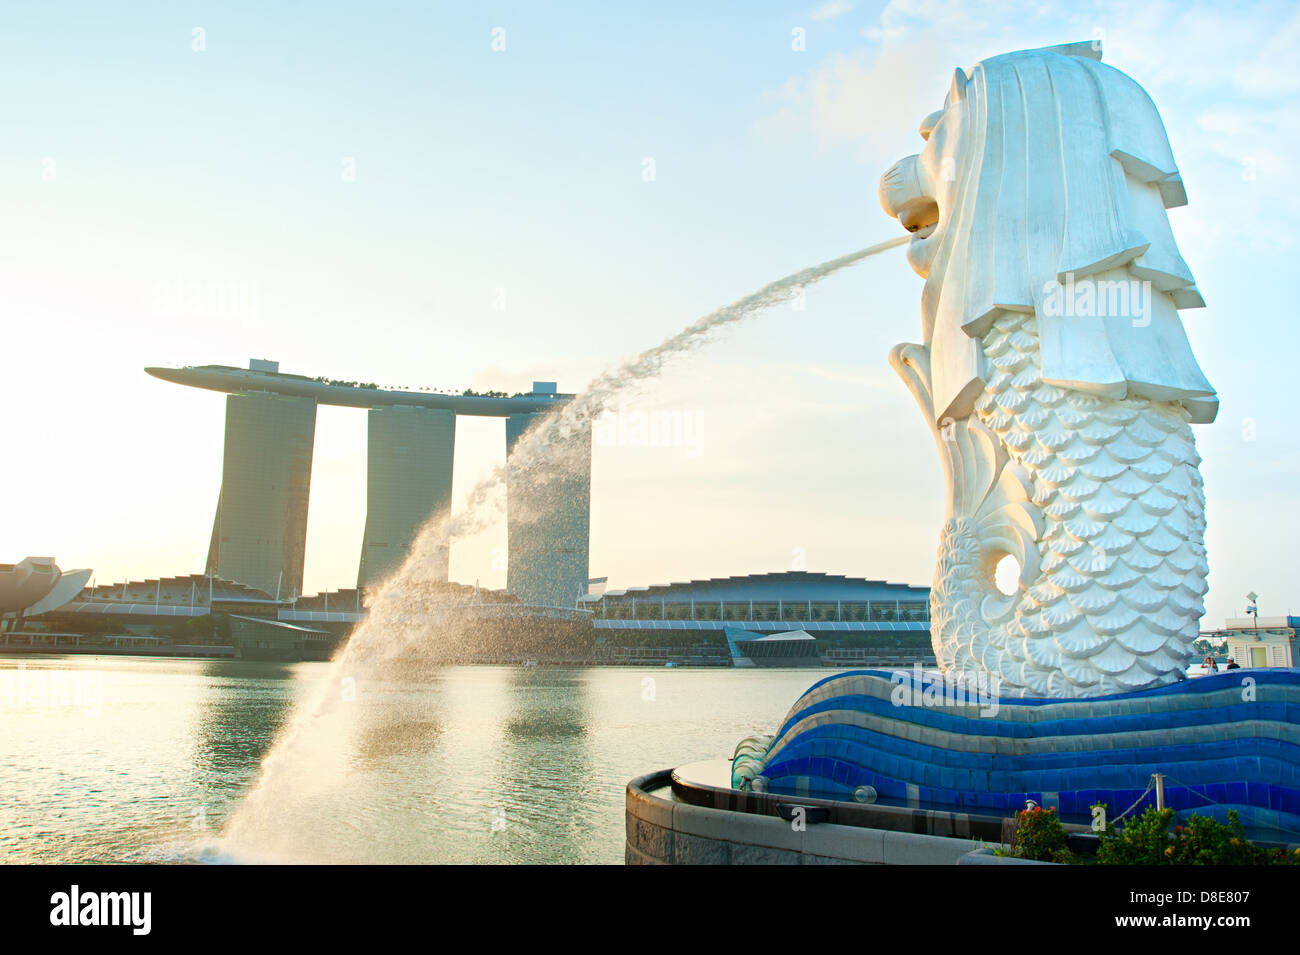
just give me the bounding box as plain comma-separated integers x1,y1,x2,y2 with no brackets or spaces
733,669,1300,837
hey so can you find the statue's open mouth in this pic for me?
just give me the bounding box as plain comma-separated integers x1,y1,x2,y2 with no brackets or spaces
899,197,939,238
899,195,940,276
909,219,937,240
879,155,941,276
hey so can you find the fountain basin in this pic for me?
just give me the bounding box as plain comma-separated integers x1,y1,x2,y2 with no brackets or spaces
625,759,1023,865
733,669,1300,842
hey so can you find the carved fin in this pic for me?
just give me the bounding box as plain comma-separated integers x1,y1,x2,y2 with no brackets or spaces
889,342,935,428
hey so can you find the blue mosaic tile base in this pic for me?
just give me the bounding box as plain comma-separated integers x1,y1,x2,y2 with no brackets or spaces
748,669,1300,836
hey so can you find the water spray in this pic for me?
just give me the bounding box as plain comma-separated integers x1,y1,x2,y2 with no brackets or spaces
221,234,908,853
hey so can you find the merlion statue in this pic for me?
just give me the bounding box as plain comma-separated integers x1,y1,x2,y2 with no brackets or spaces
879,41,1216,698
727,44,1288,826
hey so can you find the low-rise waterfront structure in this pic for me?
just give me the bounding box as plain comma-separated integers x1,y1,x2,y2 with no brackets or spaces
1201,617,1300,669
581,571,933,666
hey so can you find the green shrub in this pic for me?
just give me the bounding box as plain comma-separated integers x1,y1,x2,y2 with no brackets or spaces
1012,805,1069,861
1096,806,1300,865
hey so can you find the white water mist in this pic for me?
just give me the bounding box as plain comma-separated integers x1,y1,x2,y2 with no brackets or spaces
220,235,906,855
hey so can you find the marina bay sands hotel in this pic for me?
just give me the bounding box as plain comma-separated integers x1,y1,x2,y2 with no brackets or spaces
146,359,591,608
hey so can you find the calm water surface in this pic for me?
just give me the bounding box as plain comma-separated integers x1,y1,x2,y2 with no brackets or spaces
0,653,830,864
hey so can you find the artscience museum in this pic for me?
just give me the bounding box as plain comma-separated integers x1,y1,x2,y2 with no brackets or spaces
0,557,93,631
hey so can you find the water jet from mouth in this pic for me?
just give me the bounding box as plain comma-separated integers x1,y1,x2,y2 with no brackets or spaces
219,233,908,859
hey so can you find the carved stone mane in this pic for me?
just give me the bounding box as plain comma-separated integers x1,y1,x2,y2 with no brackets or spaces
879,41,1216,428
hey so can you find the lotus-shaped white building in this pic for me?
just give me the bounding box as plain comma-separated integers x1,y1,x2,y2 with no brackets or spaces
0,557,93,627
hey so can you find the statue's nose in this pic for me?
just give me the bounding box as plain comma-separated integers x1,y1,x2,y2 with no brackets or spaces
879,154,938,233
879,154,923,220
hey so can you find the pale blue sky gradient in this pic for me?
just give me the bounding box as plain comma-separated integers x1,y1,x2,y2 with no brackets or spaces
2,0,1296,624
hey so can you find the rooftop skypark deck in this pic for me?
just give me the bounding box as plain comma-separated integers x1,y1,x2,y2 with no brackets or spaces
147,359,592,605
145,362,573,417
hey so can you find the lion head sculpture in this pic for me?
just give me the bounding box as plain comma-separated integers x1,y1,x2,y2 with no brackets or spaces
879,41,1217,427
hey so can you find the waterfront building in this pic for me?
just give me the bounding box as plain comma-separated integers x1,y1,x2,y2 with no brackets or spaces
580,571,932,666
28,572,339,660
147,360,590,607
505,411,592,610
208,386,316,598
1201,616,1300,669
0,557,92,630
55,573,282,619
359,405,455,588
28,569,933,666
